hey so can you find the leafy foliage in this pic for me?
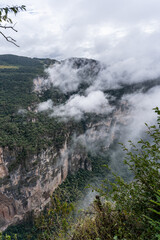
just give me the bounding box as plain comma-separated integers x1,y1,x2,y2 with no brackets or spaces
1,55,160,239
104,109,160,218
34,190,74,240
0,5,26,46
0,232,17,240
145,189,160,240
70,108,160,240
0,6,26,23
0,55,76,172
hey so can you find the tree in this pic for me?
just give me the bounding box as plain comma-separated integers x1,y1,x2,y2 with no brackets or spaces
70,108,160,239
0,5,26,46
106,108,160,215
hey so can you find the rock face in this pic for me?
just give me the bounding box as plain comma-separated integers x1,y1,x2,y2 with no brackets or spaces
0,138,92,231
0,55,159,233
0,148,8,179
0,104,127,231
0,57,130,231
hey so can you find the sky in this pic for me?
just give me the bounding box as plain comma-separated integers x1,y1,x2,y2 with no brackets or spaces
1,0,160,173
1,0,160,62
1,0,160,136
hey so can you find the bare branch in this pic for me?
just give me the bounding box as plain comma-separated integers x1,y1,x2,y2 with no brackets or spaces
0,30,19,47
0,23,18,32
0,5,26,47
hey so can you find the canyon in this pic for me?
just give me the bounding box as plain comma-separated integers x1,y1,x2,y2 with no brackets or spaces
0,55,159,231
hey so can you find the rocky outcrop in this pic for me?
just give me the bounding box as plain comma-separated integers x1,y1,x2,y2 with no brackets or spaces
0,148,8,179
0,137,92,231
0,193,16,229
0,101,129,231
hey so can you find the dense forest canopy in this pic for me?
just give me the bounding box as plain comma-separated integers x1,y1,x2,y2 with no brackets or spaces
0,54,159,239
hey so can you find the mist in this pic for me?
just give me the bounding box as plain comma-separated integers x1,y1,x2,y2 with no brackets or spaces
36,56,160,146
1,0,160,233
121,86,160,143
34,24,160,201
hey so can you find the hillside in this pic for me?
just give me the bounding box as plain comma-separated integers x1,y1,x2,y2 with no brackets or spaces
0,54,160,233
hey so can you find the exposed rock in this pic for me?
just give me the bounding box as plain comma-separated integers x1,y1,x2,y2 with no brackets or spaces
0,57,129,231
0,148,8,178
0,137,92,231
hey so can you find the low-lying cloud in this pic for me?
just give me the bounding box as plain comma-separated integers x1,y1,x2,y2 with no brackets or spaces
36,56,160,136
36,47,160,97
38,90,113,120
38,99,53,112
71,126,111,154
44,61,81,93
121,86,160,143
39,59,100,94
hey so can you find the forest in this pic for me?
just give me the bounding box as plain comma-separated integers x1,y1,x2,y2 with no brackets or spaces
0,55,159,240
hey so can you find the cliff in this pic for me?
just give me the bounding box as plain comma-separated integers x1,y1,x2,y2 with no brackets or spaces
0,55,159,231
0,102,129,231
0,141,91,231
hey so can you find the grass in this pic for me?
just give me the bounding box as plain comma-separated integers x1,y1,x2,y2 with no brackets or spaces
0,65,19,69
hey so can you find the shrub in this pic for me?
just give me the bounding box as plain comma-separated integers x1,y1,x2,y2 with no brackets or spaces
71,108,160,239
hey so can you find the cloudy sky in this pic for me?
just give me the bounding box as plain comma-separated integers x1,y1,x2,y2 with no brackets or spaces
1,0,159,148
1,0,160,61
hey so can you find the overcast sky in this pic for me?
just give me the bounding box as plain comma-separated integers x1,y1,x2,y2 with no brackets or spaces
0,0,160,61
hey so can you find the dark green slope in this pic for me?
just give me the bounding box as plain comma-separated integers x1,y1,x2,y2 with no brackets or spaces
0,54,160,171
0,55,64,161
1,54,160,240
0,55,85,172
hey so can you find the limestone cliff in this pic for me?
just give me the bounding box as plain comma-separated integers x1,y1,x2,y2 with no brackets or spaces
0,104,127,231
0,55,146,232
0,141,92,231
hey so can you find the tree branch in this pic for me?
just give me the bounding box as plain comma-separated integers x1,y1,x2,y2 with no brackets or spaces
0,5,26,47
0,30,19,47
0,23,18,32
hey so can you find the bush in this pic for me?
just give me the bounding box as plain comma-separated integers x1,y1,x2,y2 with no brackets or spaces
71,108,160,240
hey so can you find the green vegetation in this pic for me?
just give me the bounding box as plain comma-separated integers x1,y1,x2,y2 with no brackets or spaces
0,232,17,240
0,5,26,23
0,5,26,46
0,54,109,239
70,108,160,240
0,55,74,171
1,55,160,239
0,66,19,69
4,151,110,239
26,107,160,240
34,191,74,240
145,189,160,239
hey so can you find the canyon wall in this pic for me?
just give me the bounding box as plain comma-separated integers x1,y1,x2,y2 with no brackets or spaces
0,141,91,231
0,104,127,231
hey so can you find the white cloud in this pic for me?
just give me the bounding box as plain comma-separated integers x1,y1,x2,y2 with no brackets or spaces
38,99,53,112
52,91,113,120
38,91,113,120
121,86,160,143
1,0,160,126
45,61,84,93
71,126,112,154
0,0,160,64
41,59,100,93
